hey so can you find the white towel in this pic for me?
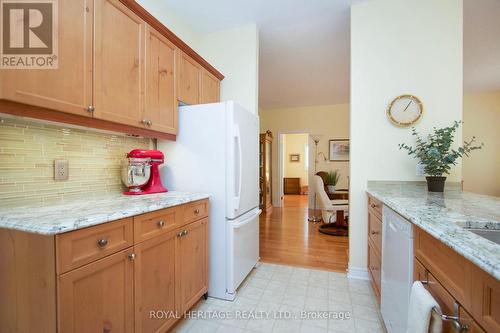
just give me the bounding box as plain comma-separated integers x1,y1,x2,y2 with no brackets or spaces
407,281,442,333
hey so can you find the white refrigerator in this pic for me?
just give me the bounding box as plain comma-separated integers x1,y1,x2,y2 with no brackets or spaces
159,101,261,301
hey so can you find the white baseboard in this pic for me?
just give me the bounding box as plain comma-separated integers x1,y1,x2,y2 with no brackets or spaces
347,265,370,280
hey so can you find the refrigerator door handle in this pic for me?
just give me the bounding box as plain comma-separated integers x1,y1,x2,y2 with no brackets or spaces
233,124,243,211
230,210,261,229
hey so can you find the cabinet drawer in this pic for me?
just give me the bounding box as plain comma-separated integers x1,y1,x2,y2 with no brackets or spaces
134,207,179,243
182,200,209,225
368,210,382,255
56,218,134,274
368,240,381,300
414,226,473,309
368,195,382,219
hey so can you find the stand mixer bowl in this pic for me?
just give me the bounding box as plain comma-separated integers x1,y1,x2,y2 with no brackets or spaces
121,157,151,192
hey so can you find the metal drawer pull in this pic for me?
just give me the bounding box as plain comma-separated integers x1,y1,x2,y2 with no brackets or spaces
194,208,200,215
371,230,379,235
158,220,165,228
431,307,468,332
183,230,189,236
97,239,108,248
370,203,378,208
128,253,136,261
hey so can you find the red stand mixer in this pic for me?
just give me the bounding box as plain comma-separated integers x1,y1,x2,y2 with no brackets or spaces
121,149,168,195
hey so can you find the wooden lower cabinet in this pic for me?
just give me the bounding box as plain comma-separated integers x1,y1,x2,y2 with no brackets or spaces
414,227,498,333
367,194,382,303
0,200,209,333
135,230,178,333
59,249,135,333
178,218,209,312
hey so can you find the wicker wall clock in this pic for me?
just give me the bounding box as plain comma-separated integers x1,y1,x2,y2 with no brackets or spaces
387,94,423,127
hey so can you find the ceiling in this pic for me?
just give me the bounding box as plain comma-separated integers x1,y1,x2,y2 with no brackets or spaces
464,0,500,93
164,0,500,109
163,0,357,109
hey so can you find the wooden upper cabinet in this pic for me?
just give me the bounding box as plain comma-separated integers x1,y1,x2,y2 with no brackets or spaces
144,26,178,134
134,230,178,333
93,0,145,127
178,218,208,312
201,70,220,104
58,249,134,333
0,0,92,116
177,51,201,105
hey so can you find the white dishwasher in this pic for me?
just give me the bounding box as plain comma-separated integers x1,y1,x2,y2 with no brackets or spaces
381,205,414,333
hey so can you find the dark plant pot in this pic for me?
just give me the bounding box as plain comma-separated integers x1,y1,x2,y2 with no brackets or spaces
426,176,447,192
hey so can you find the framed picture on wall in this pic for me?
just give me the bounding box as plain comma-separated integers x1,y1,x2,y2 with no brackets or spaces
290,154,300,162
329,139,349,161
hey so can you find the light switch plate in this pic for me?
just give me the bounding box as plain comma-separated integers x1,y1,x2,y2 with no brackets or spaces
54,159,69,181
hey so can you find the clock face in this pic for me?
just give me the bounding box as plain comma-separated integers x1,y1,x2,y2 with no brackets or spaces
387,95,423,127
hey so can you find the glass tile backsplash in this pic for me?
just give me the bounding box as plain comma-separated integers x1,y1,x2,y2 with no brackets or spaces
0,117,153,207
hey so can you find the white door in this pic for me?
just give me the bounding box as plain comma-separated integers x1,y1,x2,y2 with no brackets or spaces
226,208,260,296
226,102,260,219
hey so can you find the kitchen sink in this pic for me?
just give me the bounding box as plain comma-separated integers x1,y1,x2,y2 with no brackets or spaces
467,229,500,245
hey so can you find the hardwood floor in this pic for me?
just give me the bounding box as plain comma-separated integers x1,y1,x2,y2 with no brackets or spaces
259,195,349,272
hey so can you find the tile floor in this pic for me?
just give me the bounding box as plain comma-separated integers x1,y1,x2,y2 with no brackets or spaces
173,262,386,333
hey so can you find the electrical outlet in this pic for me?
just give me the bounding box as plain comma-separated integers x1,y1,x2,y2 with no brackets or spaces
416,162,425,177
54,159,69,181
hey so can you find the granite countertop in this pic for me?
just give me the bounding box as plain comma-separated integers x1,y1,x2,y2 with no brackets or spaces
366,181,500,280
0,192,210,235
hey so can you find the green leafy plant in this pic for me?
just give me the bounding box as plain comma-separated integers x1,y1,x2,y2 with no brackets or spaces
325,170,340,186
399,121,483,176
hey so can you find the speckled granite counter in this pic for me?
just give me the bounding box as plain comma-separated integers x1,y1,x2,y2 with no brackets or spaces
366,181,500,280
0,192,209,235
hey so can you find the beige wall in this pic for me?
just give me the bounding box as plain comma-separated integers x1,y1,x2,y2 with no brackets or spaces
259,104,350,207
198,24,260,115
463,91,500,196
0,117,152,208
284,134,309,187
350,0,463,277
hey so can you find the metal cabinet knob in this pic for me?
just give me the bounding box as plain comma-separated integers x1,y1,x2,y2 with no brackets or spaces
158,220,165,228
371,230,379,235
87,105,95,113
370,203,378,208
128,253,136,261
183,230,189,236
177,231,184,238
147,120,152,126
194,208,200,215
97,239,108,248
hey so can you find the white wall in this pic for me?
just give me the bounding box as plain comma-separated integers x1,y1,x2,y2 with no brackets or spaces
136,0,201,50
350,0,463,275
198,24,260,115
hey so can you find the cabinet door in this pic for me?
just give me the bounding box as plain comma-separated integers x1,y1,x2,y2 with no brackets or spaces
0,0,92,116
94,0,145,126
200,70,220,104
135,230,178,333
178,218,208,312
58,249,134,333
144,26,177,134
177,51,201,105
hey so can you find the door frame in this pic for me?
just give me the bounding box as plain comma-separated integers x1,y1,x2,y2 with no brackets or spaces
276,130,312,207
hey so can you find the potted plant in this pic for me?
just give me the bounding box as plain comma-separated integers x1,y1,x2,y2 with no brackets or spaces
325,170,340,193
399,121,483,192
